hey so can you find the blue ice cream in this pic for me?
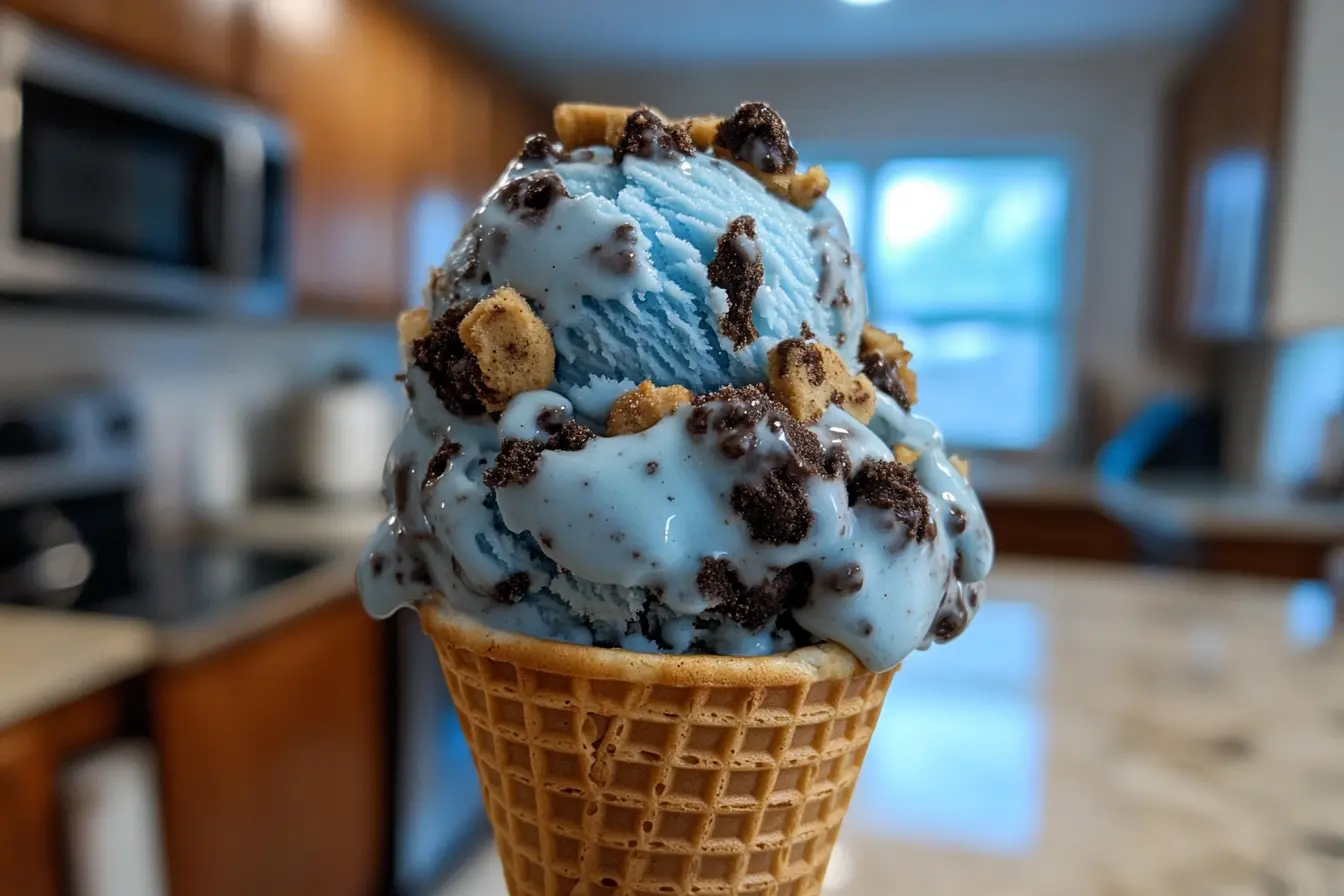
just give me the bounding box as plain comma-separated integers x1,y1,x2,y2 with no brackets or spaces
357,103,993,672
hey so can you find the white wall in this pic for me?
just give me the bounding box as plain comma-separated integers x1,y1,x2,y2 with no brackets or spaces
1268,0,1344,335
0,313,400,519
554,47,1198,445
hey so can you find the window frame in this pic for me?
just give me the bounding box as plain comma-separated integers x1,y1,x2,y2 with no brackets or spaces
804,138,1089,456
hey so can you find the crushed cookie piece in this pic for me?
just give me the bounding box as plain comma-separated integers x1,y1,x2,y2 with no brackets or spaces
545,419,595,452
606,380,694,436
860,323,918,407
767,338,875,424
497,171,570,225
613,108,695,163
709,216,763,350
696,558,813,630
518,133,561,163
847,459,934,543
734,162,829,210
457,287,556,412
397,307,431,353
894,445,921,466
553,102,665,149
731,464,814,545
493,572,531,605
949,455,970,479
412,303,488,417
714,102,798,174
422,439,462,490
678,115,721,150
483,438,544,488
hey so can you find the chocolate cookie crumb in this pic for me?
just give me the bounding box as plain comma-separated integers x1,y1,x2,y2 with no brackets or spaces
369,552,386,576
409,559,433,587
518,133,561,163
545,419,595,452
692,384,824,472
498,170,570,225
861,352,911,411
708,216,764,350
590,222,639,275
731,464,814,544
927,577,970,643
645,461,659,475
847,459,934,543
483,438,545,488
536,406,568,434
423,439,463,490
714,102,798,174
947,504,968,535
799,321,816,340
696,558,813,630
613,108,695,163
493,572,531,605
827,563,864,595
411,304,488,417
823,444,852,480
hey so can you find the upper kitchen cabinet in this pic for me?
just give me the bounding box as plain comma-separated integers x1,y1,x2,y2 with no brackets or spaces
1157,0,1293,341
1159,0,1344,340
2,0,238,90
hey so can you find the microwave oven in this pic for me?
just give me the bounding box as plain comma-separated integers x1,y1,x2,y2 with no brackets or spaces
0,13,291,314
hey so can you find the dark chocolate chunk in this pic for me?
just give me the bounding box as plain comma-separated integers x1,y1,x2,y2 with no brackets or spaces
695,558,813,630
411,303,488,417
393,372,407,383
645,461,659,475
498,170,570,225
409,558,433,587
774,337,826,385
827,563,864,595
536,405,569,434
369,552,386,576
483,438,545,488
686,405,711,436
947,504,968,535
731,464,814,545
847,459,934,543
613,108,695,163
822,444,852,481
713,102,798,174
423,439,462,490
492,572,531,604
861,352,911,411
545,419,595,452
708,216,763,350
589,222,639,276
518,133,561,163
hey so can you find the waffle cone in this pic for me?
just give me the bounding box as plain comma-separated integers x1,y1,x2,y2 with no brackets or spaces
420,600,895,896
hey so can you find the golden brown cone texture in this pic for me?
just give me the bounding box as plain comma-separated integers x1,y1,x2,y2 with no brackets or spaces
420,600,896,896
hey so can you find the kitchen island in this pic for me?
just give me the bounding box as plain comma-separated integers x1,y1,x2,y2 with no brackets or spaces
442,559,1344,895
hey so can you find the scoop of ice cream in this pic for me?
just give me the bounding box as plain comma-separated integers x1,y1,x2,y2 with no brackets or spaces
357,102,993,672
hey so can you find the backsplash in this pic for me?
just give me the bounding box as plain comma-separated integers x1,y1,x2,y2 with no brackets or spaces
0,312,401,521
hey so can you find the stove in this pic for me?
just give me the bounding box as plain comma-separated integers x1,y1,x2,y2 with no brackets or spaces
0,382,331,623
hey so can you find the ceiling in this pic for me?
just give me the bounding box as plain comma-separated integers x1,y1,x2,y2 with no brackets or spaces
422,0,1235,76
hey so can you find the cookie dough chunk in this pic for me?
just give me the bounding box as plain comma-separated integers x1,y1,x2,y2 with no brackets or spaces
860,323,919,408
457,287,555,412
606,380,694,436
767,338,876,424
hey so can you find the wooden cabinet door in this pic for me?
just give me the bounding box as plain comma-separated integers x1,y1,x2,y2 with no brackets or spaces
154,596,388,896
0,725,58,896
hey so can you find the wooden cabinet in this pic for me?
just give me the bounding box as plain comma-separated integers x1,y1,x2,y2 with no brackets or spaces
0,725,58,896
3,0,239,91
1155,0,1295,342
154,595,387,896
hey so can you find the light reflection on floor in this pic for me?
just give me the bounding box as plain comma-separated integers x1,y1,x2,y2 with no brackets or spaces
848,600,1047,855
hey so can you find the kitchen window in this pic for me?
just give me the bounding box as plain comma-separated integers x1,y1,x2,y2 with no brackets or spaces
819,154,1075,450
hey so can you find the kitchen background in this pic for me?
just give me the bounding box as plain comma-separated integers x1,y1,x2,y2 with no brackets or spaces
0,0,1340,894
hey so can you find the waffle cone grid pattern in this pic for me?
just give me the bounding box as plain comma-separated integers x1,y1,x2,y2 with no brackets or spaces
430,639,894,896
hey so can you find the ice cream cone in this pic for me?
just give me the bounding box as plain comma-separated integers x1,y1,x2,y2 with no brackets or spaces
420,600,895,896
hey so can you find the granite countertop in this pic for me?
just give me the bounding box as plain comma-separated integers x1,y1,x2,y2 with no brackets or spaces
439,559,1344,896
972,460,1344,542
0,607,156,730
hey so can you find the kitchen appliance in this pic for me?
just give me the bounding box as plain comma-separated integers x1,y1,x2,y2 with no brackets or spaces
296,363,400,501
60,740,169,896
0,13,291,314
0,382,327,622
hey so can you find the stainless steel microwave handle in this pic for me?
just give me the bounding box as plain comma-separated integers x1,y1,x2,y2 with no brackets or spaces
221,122,265,280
